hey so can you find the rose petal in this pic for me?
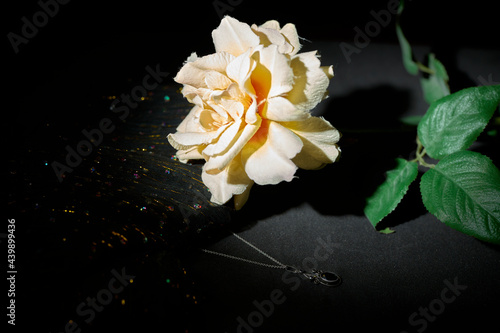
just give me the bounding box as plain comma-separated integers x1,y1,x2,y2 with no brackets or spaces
282,116,341,169
168,129,220,151
233,182,253,210
242,120,303,185
180,85,203,105
205,71,233,90
252,45,294,99
205,99,230,121
176,146,205,163
202,153,253,205
199,109,227,131
175,52,234,88
279,23,301,56
203,118,242,156
175,65,207,89
250,21,301,56
244,98,258,125
194,51,234,73
262,96,309,122
259,20,281,31
212,16,260,57
287,51,333,113
205,115,262,172
219,97,245,121
226,49,256,92
321,65,335,79
251,22,288,51
168,115,230,150
175,105,203,133
225,82,245,100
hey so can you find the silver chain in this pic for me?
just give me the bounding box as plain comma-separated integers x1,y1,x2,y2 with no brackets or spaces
201,232,343,287
201,232,287,270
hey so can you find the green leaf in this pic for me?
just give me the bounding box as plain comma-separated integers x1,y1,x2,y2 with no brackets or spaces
396,0,418,75
379,227,395,234
365,159,419,227
420,53,450,104
418,85,500,159
420,151,500,244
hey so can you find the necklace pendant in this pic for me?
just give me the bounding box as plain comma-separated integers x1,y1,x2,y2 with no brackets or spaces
287,266,341,287
312,270,342,287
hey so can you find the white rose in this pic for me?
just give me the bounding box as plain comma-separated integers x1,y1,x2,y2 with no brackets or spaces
168,16,340,209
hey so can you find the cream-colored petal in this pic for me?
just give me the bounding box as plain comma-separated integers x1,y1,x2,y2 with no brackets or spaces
167,130,219,151
282,116,341,170
233,182,253,210
321,65,335,79
180,86,214,107
194,51,234,73
179,85,198,103
184,52,198,63
252,45,294,98
206,99,230,121
205,115,262,172
225,82,245,100
212,16,260,57
231,101,246,121
175,146,205,163
174,52,234,88
210,83,247,120
220,98,244,121
242,120,303,185
251,23,287,49
203,118,242,156
259,20,281,30
280,23,301,56
199,109,227,131
175,105,203,133
251,21,300,56
204,71,233,90
174,63,208,89
287,51,332,113
262,96,309,122
168,116,230,150
244,98,258,125
226,49,256,90
202,153,253,205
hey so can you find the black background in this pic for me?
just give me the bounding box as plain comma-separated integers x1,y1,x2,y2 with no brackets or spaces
5,1,500,332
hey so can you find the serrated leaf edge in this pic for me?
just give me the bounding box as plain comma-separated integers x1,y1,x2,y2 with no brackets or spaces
418,85,500,159
420,151,500,244
365,159,418,227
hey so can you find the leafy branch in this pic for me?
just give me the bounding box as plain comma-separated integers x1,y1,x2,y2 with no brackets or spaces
364,0,500,244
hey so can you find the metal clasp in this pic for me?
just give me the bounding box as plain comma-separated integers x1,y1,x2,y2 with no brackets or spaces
286,266,342,287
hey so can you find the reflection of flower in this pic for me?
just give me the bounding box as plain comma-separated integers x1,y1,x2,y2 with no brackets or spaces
168,16,340,209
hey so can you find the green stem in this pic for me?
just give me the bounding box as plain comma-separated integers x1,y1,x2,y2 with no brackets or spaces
411,136,436,168
416,62,435,75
